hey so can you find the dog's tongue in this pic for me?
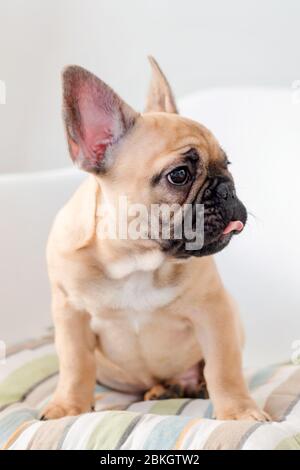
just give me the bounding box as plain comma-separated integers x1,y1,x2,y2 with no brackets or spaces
223,220,244,235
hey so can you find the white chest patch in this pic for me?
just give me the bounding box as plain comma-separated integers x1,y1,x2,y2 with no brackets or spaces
90,270,178,334
101,252,178,313
109,271,177,312
72,251,179,335
106,251,165,280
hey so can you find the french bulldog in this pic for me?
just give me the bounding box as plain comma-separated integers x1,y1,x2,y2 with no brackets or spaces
41,57,270,421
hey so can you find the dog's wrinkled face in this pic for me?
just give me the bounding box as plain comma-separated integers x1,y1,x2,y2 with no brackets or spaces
63,57,247,258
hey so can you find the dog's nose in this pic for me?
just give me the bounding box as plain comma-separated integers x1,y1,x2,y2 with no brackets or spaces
216,182,234,200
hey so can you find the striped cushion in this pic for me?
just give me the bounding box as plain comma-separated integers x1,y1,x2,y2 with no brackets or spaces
1,335,300,450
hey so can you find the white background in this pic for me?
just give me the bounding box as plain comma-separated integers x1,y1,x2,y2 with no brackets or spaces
0,0,300,173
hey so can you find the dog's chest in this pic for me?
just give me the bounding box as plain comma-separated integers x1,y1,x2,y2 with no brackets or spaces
86,271,178,334
110,272,177,311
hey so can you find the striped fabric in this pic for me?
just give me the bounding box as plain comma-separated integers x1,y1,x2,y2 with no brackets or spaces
1,335,300,450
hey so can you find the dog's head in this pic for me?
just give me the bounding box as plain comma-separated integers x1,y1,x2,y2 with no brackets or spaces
62,57,247,258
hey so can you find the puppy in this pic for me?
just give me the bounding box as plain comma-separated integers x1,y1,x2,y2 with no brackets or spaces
41,57,270,421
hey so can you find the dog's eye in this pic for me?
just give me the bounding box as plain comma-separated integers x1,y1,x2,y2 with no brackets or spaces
167,166,191,186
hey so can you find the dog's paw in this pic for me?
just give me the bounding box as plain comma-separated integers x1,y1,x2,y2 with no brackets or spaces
144,377,208,401
144,383,184,400
40,400,93,420
215,404,271,422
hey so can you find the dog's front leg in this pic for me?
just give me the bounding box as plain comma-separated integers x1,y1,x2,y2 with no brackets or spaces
189,292,270,422
41,291,96,420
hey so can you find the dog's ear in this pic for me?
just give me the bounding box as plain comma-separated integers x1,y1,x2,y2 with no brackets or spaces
145,56,178,114
63,65,139,173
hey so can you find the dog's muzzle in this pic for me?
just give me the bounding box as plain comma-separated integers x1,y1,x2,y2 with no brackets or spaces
163,176,248,258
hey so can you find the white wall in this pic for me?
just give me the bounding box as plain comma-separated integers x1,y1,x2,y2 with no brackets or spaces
0,0,300,173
